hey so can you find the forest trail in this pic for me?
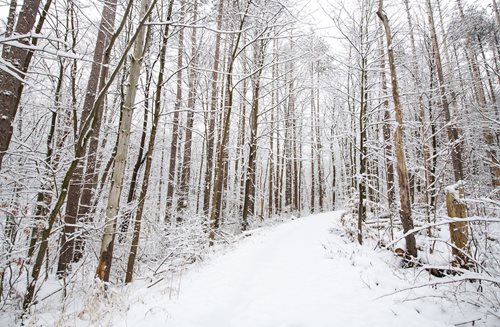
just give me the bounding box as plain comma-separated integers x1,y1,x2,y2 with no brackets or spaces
120,211,461,327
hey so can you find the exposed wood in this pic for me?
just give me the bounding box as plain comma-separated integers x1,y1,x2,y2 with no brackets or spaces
446,185,469,267
377,0,417,258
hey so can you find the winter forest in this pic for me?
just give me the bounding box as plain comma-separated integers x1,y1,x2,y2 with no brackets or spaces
0,0,499,325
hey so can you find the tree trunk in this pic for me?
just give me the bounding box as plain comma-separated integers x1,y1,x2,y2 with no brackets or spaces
118,69,151,242
378,33,395,220
96,0,152,282
209,1,251,244
165,4,186,223
310,63,317,213
377,0,417,258
57,0,119,275
242,39,266,231
315,61,325,211
455,0,500,187
125,2,174,282
202,0,225,216
446,184,468,266
177,0,199,217
0,0,43,170
357,52,368,245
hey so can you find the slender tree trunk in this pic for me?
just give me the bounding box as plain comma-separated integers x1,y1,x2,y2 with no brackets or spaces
310,63,317,213
203,0,225,216
426,0,464,182
357,52,368,245
57,0,119,275
165,4,186,223
377,0,417,258
242,40,266,231
330,126,337,209
118,70,151,242
285,60,294,209
292,114,300,213
315,62,325,211
177,0,199,217
125,2,174,282
209,2,251,244
455,0,500,186
378,34,395,219
268,42,278,216
96,0,152,282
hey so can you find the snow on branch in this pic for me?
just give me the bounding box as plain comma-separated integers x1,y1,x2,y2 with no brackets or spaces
384,216,500,250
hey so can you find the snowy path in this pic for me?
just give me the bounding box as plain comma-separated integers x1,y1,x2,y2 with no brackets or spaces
121,212,461,327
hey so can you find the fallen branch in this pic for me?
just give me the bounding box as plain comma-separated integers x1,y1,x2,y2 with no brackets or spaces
384,217,500,250
377,274,500,299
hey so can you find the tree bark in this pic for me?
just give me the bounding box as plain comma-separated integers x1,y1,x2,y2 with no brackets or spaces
426,0,464,183
57,0,119,275
378,33,395,220
165,3,186,223
177,0,199,217
377,0,417,258
0,0,43,170
242,39,266,231
202,0,225,216
125,1,174,282
357,52,368,245
96,0,153,282
446,184,468,266
209,1,251,244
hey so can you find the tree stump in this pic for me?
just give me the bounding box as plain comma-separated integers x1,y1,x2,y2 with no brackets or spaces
445,184,468,267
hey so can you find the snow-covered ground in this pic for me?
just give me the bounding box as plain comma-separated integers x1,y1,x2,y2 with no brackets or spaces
17,211,500,326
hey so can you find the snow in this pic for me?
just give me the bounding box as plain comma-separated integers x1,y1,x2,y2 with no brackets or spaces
109,211,497,327
12,211,499,326
445,181,465,201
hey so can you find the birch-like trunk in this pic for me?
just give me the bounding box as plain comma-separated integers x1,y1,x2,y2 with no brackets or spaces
125,1,174,282
96,0,152,282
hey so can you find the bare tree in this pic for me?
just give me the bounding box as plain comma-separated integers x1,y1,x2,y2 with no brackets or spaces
125,0,175,282
58,0,120,277
0,0,44,170
96,0,156,281
377,0,417,258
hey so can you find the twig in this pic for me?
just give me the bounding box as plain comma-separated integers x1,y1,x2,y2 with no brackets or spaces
377,275,500,299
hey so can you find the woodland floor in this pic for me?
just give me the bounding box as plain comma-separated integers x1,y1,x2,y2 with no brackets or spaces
17,211,499,326
102,211,496,327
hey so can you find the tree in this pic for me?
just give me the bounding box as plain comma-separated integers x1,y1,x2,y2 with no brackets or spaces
96,0,156,281
165,2,186,223
0,0,44,170
58,0,120,277
125,0,175,282
377,0,417,258
208,0,252,243
177,0,199,218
